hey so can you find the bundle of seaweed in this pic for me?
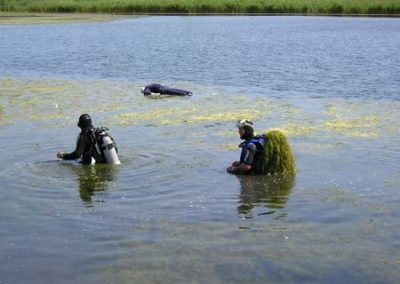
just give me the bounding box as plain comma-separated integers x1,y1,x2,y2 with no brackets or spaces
261,130,296,175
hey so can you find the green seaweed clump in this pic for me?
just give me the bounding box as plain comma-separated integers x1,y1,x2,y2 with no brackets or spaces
260,130,296,175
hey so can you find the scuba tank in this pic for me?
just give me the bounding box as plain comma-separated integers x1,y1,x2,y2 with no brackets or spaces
94,127,121,165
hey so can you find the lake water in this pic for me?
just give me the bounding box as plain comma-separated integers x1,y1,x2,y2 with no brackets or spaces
1,16,400,284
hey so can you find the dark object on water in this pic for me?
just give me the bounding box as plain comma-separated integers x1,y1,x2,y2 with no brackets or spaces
141,83,193,96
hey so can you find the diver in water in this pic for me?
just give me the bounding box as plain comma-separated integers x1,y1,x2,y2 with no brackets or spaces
141,83,193,96
227,119,265,175
57,114,106,165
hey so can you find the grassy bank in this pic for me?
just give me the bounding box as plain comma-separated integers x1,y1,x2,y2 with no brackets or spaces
1,0,399,15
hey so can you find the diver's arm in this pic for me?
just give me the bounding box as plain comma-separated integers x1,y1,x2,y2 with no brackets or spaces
237,163,252,172
227,144,255,174
239,143,256,172
227,162,252,174
59,135,86,160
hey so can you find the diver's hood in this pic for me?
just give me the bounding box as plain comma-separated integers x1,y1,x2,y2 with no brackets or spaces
240,125,254,140
78,114,92,129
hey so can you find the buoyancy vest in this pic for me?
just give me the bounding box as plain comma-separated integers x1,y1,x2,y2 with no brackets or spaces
240,135,265,174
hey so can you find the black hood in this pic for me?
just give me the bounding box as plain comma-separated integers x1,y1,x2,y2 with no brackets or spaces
77,114,93,129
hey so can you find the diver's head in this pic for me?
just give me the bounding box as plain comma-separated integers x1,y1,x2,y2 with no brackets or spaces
77,114,93,129
140,87,145,94
236,119,254,140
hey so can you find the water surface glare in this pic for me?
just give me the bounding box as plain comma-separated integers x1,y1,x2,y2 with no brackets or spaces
0,16,400,284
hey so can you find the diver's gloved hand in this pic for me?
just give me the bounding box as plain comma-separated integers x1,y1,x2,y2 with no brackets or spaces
227,165,239,174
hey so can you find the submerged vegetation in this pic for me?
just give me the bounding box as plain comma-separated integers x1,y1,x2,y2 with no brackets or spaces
0,0,399,15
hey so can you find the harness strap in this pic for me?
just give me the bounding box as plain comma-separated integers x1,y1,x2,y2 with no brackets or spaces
101,143,116,151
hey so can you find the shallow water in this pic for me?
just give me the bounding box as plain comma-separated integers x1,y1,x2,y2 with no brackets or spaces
1,16,400,284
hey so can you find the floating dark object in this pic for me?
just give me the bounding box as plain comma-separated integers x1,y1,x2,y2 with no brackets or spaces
141,83,193,96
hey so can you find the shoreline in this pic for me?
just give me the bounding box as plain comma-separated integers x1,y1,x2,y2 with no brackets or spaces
1,12,399,25
1,0,399,20
0,13,136,25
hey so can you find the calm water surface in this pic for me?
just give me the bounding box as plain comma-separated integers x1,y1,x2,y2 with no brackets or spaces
1,16,400,284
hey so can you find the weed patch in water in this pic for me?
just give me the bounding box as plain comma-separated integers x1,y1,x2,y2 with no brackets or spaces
274,122,316,137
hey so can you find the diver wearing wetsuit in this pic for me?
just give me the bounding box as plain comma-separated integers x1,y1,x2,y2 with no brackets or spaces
141,83,193,96
227,119,265,175
57,114,105,165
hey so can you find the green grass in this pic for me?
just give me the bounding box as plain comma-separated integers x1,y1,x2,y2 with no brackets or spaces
1,0,399,15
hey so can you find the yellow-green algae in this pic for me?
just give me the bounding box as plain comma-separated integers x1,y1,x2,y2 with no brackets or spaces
1,78,399,143
260,130,296,175
272,122,317,137
116,103,270,127
323,101,384,138
323,115,380,138
1,79,77,124
0,78,132,125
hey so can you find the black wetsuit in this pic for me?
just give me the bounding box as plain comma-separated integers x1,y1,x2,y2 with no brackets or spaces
143,83,192,96
62,127,105,165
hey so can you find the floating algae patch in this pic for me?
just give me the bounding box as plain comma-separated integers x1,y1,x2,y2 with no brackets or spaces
0,77,134,126
253,98,400,141
323,115,380,138
0,78,82,124
189,108,261,124
118,109,175,126
271,122,317,137
320,99,400,139
115,96,274,127
1,77,232,127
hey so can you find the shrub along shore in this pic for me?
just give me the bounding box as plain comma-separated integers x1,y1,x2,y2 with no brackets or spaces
1,0,399,15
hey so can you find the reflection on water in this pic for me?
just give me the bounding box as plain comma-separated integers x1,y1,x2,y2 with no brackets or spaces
62,163,118,206
237,175,295,219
